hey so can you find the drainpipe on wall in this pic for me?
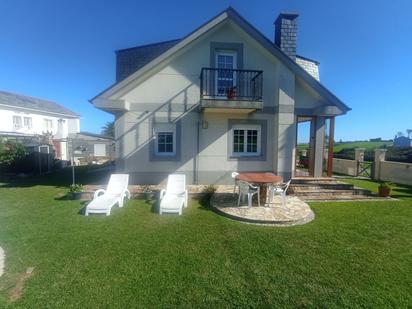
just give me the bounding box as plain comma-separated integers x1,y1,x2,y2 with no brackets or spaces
194,111,202,185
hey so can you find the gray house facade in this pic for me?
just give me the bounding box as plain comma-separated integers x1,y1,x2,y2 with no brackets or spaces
91,8,350,185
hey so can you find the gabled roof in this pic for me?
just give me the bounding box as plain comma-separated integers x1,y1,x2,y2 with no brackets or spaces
116,39,181,82
92,7,350,113
0,90,80,118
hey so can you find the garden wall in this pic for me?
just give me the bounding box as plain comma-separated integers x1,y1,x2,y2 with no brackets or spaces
332,158,357,176
378,161,412,186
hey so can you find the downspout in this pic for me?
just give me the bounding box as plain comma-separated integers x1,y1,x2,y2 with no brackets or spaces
194,109,202,185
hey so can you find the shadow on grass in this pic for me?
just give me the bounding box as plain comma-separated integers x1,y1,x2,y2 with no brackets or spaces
0,165,112,189
391,185,412,199
78,201,89,216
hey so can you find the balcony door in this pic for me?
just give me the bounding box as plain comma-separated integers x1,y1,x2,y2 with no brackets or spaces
215,52,237,97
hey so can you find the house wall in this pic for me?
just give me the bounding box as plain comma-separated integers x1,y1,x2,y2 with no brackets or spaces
0,106,79,138
111,21,314,184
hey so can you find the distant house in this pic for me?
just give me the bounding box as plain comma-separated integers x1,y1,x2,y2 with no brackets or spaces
369,138,382,142
68,132,115,165
0,90,80,160
394,136,412,148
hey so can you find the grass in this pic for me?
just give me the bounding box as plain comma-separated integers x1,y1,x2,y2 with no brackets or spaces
0,172,411,307
297,141,392,153
333,141,392,153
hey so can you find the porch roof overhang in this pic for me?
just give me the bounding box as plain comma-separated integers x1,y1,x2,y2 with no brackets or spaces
92,98,130,114
295,105,346,117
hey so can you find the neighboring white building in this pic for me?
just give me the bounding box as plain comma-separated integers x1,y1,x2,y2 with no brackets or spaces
0,90,80,160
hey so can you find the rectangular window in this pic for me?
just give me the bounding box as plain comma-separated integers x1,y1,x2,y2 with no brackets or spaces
232,125,261,156
156,132,175,155
44,119,53,130
13,116,22,129
216,52,237,96
94,144,106,157
23,117,32,129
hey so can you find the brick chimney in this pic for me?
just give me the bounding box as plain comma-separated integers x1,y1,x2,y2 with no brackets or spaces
274,13,299,60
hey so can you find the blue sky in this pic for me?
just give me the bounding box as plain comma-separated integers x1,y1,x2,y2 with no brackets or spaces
0,0,411,141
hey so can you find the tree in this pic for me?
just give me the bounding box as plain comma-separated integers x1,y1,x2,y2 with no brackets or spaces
101,121,114,137
396,131,404,138
0,138,27,166
406,129,412,139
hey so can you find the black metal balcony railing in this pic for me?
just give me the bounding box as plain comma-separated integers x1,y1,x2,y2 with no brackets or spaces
200,68,263,101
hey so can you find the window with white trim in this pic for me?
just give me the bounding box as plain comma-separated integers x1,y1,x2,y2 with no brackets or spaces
94,144,106,157
13,116,22,129
44,119,53,130
216,51,237,96
232,125,261,156
154,123,176,156
23,117,32,129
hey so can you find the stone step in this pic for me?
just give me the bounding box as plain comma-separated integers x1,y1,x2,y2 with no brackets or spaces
291,189,371,197
290,183,354,190
300,194,379,201
291,178,338,185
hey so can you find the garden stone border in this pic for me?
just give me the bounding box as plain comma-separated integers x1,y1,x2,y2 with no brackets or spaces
210,193,315,227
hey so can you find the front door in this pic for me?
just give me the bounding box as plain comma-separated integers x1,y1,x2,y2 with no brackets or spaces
215,52,237,97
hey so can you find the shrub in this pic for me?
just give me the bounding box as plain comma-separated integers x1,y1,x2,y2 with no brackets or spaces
0,138,27,166
198,185,217,208
68,184,84,193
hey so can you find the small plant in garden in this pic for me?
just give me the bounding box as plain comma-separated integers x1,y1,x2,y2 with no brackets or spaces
378,182,394,197
69,184,84,193
198,185,217,208
141,185,152,193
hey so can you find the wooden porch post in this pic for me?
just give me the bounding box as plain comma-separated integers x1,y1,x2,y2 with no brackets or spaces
327,117,335,177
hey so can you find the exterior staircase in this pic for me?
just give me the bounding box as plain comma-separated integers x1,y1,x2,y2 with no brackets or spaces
290,177,376,201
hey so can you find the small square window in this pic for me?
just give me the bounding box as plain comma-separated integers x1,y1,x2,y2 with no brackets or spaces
24,117,32,129
13,116,22,129
232,125,261,157
156,132,175,156
44,119,53,130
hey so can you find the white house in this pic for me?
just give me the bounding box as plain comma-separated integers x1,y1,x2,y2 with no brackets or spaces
91,8,350,184
0,90,80,160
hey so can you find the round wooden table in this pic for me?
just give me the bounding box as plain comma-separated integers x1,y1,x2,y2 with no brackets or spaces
235,172,283,205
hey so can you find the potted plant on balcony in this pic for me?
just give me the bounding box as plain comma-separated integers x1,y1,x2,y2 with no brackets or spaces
378,182,393,197
226,86,236,100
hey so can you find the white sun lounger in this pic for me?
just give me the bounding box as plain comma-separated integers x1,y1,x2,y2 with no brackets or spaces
159,174,188,215
85,174,130,216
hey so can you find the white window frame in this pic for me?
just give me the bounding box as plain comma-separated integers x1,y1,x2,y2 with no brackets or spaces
44,118,53,130
93,144,106,157
23,117,32,129
13,115,22,130
215,51,237,96
231,124,261,157
154,123,176,157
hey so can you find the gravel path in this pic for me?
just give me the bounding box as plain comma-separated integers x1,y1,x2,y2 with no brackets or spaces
0,246,4,277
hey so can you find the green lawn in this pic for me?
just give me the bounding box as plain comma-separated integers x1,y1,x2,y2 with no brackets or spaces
333,141,392,153
0,172,411,307
297,141,392,153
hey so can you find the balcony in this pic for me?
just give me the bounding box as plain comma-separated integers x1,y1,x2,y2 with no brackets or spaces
200,68,263,113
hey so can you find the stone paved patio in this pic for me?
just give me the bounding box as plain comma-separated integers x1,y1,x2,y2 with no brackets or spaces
210,193,315,226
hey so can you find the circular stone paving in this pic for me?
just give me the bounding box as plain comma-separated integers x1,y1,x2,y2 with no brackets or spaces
211,193,315,226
